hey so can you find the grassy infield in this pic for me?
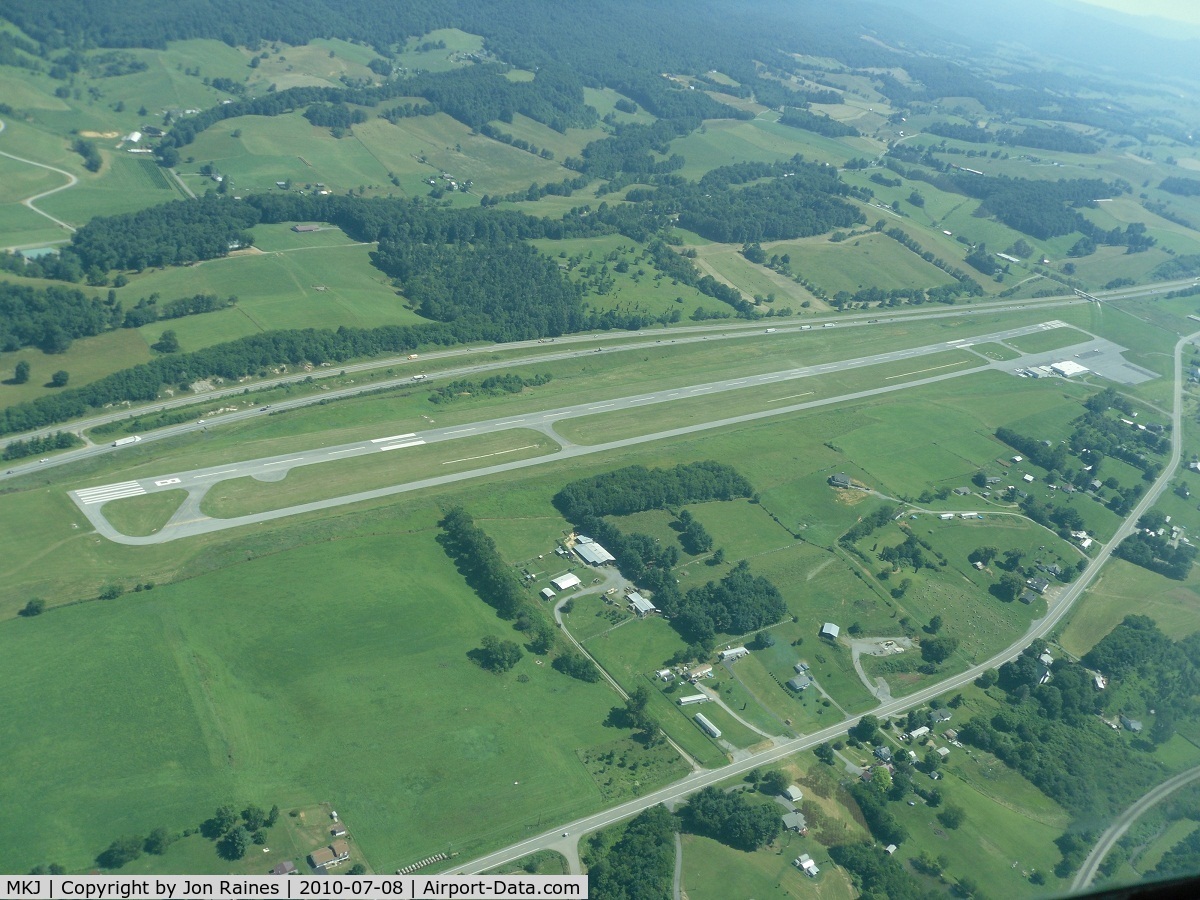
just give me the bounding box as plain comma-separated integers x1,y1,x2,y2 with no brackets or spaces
1,27,1200,893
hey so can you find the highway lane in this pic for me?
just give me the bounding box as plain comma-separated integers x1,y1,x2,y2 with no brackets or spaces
448,328,1200,878
4,274,1193,464
71,320,1076,543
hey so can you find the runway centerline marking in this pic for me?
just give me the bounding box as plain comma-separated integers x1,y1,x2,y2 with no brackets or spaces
767,391,815,403
328,448,359,455
442,444,541,465
263,457,304,467
884,360,972,380
371,433,416,443
379,440,425,451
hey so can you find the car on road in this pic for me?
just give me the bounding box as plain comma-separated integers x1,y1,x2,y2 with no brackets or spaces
260,406,270,411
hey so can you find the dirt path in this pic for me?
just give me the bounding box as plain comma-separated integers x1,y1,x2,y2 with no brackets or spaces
0,117,79,234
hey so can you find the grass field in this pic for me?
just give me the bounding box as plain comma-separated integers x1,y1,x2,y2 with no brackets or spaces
1003,327,1093,355
103,489,187,536
680,831,855,900
0,525,654,874
38,152,187,225
1058,559,1200,657
766,231,960,296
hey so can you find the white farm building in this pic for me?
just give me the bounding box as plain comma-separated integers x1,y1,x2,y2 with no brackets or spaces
573,535,615,566
551,573,582,591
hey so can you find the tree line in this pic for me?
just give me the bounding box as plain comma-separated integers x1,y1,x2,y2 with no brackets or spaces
428,372,551,405
437,507,598,682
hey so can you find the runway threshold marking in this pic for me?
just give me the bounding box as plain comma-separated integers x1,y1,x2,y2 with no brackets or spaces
442,444,541,465
379,440,425,451
76,481,146,504
884,360,972,380
767,391,815,403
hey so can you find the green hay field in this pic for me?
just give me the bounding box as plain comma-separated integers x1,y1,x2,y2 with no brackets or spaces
0,527,646,874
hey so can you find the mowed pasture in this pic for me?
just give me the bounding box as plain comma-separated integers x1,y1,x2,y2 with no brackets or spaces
38,152,187,226
764,231,960,296
0,527,636,874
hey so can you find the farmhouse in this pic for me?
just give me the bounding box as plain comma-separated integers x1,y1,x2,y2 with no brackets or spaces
787,674,813,691
1026,577,1050,594
573,535,615,566
309,840,350,870
932,708,952,723
874,746,893,763
550,573,581,591
820,622,841,640
906,726,930,741
694,712,722,738
828,473,851,488
785,785,804,803
782,811,808,832
628,592,658,617
719,646,750,662
687,664,714,681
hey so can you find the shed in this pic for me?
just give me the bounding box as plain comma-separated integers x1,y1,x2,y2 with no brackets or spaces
820,622,840,639
938,513,955,520
885,844,897,855
1120,715,1143,733
551,573,581,591
936,746,951,759
794,661,810,673
719,646,750,662
540,587,556,601
271,861,297,875
678,693,709,706
828,473,851,488
906,726,930,741
1019,589,1038,605
292,224,321,232
785,785,804,803
795,854,819,877
656,668,673,681
331,823,347,837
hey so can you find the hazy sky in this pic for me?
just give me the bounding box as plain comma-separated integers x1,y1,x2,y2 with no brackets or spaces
1076,0,1200,26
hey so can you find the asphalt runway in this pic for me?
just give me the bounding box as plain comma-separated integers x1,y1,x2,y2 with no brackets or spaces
70,319,1125,544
